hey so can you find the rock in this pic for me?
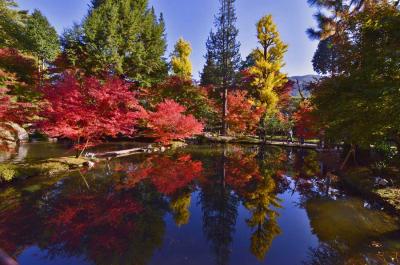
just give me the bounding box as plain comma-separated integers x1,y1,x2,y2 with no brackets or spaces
83,161,95,168
8,122,29,142
375,177,389,187
170,141,188,149
0,122,29,143
0,128,15,142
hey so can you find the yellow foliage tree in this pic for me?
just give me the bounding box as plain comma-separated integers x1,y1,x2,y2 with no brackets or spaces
171,37,192,79
249,15,288,114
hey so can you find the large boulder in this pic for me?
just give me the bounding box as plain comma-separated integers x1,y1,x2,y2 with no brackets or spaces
0,122,29,143
0,122,29,157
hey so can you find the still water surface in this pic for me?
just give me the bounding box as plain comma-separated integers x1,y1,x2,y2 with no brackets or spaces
1,144,399,265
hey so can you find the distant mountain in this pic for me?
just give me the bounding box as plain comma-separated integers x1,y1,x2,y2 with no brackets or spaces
289,75,322,98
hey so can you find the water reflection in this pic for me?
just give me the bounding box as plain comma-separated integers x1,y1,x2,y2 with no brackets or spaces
0,144,399,265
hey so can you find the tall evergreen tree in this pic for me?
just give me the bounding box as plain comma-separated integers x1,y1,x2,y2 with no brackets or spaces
200,0,241,135
25,9,60,76
312,37,339,76
68,0,167,86
0,0,29,50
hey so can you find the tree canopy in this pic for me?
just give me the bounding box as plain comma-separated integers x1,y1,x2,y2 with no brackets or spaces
310,2,400,147
78,0,167,85
171,38,192,79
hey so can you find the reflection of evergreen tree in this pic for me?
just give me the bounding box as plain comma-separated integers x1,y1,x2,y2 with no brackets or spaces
199,148,239,265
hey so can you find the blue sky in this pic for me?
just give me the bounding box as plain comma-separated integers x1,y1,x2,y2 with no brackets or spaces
16,0,318,79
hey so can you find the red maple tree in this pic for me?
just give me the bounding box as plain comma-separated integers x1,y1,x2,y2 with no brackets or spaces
147,99,204,144
293,100,318,139
0,87,35,125
0,88,11,120
40,74,146,154
226,90,264,134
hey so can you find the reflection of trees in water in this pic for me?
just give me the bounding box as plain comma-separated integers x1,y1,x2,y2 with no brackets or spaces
45,186,168,265
199,146,284,262
289,149,343,204
244,176,281,260
303,242,343,265
199,147,239,265
169,188,192,226
304,197,400,265
304,242,400,265
0,153,203,265
242,146,284,260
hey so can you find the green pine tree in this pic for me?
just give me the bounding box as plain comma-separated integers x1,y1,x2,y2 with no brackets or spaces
0,0,29,49
25,9,60,72
81,0,167,86
200,0,241,135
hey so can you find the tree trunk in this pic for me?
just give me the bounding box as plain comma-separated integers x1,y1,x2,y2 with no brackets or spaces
340,144,355,171
221,85,228,136
77,139,90,158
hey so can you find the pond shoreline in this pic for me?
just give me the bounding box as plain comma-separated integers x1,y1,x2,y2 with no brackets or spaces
2,140,399,218
195,134,320,149
0,141,187,184
338,168,400,215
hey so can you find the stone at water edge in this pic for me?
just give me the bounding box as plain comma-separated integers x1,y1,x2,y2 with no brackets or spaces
0,124,18,156
0,122,29,143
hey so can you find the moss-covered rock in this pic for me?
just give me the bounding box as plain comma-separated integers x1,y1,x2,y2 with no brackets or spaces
0,156,90,184
375,188,400,210
169,141,188,149
0,163,18,182
45,157,88,169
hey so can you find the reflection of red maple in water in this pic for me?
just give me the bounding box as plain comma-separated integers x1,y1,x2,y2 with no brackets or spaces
117,154,203,195
0,204,41,255
47,194,142,258
225,151,263,194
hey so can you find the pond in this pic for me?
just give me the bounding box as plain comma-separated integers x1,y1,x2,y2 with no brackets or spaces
0,144,400,265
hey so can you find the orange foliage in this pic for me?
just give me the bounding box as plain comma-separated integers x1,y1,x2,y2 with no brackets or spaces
226,90,264,134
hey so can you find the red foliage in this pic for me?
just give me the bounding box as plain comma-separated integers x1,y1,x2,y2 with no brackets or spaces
293,100,318,139
0,88,10,120
147,99,204,144
39,74,146,149
226,90,264,134
48,193,142,258
276,80,293,108
143,76,217,123
117,154,203,195
0,87,35,124
225,150,263,194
